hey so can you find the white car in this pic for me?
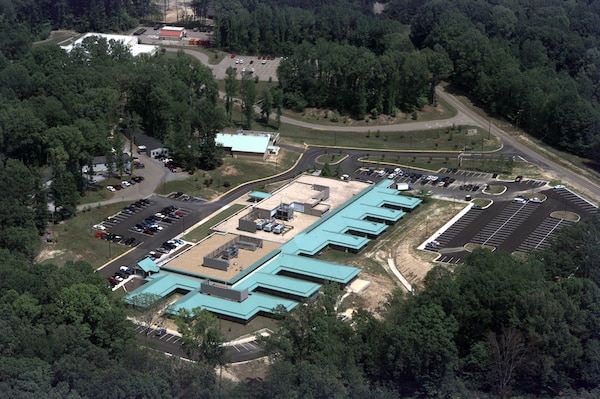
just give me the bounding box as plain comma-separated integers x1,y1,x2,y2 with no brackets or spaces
530,197,543,203
239,59,244,64
121,181,130,187
242,67,246,72
235,59,240,64
261,59,266,64
513,197,528,204
93,224,106,231
554,185,565,190
106,186,116,192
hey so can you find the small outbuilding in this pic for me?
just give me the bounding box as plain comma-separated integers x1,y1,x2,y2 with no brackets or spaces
159,26,186,40
216,131,274,160
82,153,131,175
134,134,169,159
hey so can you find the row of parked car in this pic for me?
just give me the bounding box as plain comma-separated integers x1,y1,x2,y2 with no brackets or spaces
95,231,140,247
108,265,135,287
131,205,183,235
147,238,185,261
106,176,145,192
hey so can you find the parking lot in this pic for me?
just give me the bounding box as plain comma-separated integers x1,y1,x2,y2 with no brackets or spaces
133,323,263,362
428,186,597,264
216,53,281,82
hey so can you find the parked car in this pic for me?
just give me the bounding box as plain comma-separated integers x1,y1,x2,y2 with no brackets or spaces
93,224,106,231
106,186,116,192
155,328,167,336
120,266,135,274
108,277,120,285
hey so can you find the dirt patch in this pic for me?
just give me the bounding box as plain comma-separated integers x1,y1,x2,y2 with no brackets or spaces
34,30,78,45
35,246,66,263
343,272,397,316
221,165,241,176
226,357,270,382
363,201,465,296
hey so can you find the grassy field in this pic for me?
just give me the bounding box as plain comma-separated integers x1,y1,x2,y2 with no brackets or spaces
315,153,347,165
158,148,298,199
182,204,246,243
275,123,500,152
39,202,133,268
484,184,506,194
279,91,459,126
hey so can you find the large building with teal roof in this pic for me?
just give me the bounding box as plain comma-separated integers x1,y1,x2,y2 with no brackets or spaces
124,178,421,323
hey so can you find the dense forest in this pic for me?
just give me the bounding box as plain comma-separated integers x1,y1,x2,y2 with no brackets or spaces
1,214,599,397
0,0,599,397
213,0,600,160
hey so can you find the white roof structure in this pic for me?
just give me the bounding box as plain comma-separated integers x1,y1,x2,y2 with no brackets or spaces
61,33,159,57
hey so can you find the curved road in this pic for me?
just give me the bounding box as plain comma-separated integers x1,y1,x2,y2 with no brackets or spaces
172,47,599,199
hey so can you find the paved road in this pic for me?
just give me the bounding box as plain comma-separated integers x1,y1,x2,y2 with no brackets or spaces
436,89,600,200
173,47,599,200
135,323,263,363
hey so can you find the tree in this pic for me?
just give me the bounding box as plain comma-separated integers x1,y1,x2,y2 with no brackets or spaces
486,327,529,399
272,87,284,129
240,72,257,129
174,307,229,366
224,66,238,120
128,293,168,337
260,88,273,124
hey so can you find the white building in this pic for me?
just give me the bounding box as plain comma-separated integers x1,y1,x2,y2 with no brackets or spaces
61,33,159,57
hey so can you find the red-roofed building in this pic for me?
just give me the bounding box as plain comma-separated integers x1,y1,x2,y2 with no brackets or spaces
159,26,186,40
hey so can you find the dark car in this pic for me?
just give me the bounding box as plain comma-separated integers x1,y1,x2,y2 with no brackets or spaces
115,271,129,279
155,328,167,336
107,277,120,286
162,242,176,250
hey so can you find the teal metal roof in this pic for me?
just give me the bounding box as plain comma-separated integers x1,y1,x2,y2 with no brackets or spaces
273,253,361,283
137,257,160,273
249,191,272,200
359,204,405,222
236,272,321,297
124,177,421,321
340,216,388,235
216,133,270,154
123,272,202,306
168,290,297,320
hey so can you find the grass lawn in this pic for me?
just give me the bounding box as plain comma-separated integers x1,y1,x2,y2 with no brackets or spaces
220,315,280,341
472,198,492,208
315,153,347,165
361,154,459,173
79,176,135,205
317,247,391,278
484,184,506,194
33,31,83,46
39,202,132,268
182,204,246,243
277,123,499,152
158,148,299,199
280,92,458,126
465,243,495,252
550,211,580,222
